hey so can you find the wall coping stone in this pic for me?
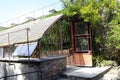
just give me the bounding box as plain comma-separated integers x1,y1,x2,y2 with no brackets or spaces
0,56,66,64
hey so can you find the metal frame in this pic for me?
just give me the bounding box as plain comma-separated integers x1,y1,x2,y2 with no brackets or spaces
0,18,65,63
0,28,30,64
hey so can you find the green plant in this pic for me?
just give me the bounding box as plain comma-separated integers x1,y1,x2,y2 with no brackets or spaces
93,55,115,67
93,55,104,67
60,0,120,61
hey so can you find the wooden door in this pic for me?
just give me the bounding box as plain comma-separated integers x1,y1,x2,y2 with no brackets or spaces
70,20,92,66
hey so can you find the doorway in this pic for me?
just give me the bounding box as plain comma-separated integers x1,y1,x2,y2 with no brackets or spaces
70,20,92,66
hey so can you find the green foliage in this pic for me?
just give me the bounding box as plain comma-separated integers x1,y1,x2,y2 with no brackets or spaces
93,55,105,67
60,0,75,8
60,0,120,61
93,55,115,67
106,1,120,60
108,25,120,49
80,0,101,27
40,19,71,53
61,0,81,17
0,27,7,31
60,0,118,27
40,23,59,51
0,26,16,31
61,19,71,49
60,0,101,27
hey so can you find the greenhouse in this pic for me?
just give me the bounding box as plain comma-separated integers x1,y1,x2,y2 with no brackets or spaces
0,14,69,60
0,14,93,67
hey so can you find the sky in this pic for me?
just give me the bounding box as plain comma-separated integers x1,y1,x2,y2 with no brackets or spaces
0,0,62,26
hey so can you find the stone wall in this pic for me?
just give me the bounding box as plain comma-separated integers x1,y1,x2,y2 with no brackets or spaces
0,56,66,80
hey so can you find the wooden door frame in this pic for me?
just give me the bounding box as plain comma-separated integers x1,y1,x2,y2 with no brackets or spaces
70,19,92,66
71,20,92,53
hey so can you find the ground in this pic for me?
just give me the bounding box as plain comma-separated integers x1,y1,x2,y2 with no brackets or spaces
57,66,120,80
99,67,120,80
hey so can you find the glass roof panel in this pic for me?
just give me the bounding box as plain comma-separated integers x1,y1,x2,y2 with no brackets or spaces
12,42,37,57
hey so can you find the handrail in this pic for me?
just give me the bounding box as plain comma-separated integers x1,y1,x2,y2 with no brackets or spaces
0,2,62,27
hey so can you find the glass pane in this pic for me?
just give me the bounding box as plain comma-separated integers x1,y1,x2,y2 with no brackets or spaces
20,45,28,56
0,48,3,57
12,45,23,56
12,42,37,56
75,22,88,35
24,43,37,56
75,37,89,52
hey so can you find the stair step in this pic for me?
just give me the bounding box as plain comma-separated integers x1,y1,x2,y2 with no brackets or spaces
59,66,111,80
57,78,69,80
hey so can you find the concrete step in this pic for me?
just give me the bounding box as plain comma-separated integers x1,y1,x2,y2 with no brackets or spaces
59,66,112,80
57,78,69,80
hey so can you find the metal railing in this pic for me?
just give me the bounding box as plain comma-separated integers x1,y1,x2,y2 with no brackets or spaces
0,2,62,27
0,28,30,63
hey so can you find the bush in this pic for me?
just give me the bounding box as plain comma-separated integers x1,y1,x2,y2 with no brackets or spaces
93,55,116,67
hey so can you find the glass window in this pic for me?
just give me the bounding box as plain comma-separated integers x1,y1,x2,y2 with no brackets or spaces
75,37,89,52
75,22,88,35
13,45,23,56
0,48,3,57
12,42,37,57
72,21,91,53
24,44,37,56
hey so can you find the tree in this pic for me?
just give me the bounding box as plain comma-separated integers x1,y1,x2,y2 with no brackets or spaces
60,0,120,60
60,0,75,8
106,1,120,60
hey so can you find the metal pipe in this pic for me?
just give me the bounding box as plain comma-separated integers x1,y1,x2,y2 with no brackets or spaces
8,33,10,64
55,23,59,56
50,33,53,57
59,20,63,55
38,40,41,59
26,28,30,60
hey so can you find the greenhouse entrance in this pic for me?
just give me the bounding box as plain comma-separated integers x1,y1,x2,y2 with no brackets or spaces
70,20,92,66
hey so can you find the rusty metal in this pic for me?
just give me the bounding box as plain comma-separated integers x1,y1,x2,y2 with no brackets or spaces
60,20,63,55
88,22,92,51
36,39,41,59
71,22,75,51
0,28,31,63
55,23,59,56
0,28,27,36
87,23,90,52
8,33,10,64
26,28,30,60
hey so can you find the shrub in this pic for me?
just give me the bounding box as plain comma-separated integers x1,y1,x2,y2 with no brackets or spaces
93,55,116,67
